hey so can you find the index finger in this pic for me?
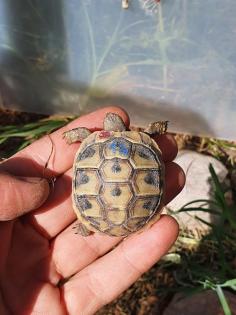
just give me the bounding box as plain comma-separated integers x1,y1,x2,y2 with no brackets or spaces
0,106,130,177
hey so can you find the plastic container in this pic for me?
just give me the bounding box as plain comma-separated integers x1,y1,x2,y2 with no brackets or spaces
0,0,235,139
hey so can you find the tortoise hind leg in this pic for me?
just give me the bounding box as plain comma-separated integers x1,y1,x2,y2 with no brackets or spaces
144,121,168,136
63,127,92,144
72,221,92,236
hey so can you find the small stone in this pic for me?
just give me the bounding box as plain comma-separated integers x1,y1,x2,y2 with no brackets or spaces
166,150,228,232
162,290,236,315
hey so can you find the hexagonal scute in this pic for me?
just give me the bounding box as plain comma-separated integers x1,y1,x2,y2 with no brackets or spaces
100,158,133,182
131,144,159,168
131,196,160,217
134,169,161,195
101,183,133,210
104,137,131,159
74,169,101,195
75,144,102,168
74,196,103,219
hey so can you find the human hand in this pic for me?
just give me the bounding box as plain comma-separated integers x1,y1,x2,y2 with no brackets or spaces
0,107,185,315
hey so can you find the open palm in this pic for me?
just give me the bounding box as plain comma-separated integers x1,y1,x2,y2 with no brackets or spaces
0,107,185,315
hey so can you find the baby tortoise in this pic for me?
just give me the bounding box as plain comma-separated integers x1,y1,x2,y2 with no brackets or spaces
64,113,168,237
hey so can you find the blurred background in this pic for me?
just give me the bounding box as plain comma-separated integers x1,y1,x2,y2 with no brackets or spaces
0,0,236,139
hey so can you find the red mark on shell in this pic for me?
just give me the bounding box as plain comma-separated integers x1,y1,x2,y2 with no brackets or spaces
99,131,111,138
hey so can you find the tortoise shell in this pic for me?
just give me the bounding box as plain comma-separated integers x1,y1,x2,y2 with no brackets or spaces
72,130,164,237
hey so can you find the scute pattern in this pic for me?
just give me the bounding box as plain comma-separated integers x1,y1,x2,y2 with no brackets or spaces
72,131,164,236
104,138,131,159
100,159,132,182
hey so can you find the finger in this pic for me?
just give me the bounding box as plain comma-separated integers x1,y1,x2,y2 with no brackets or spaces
63,215,179,315
153,133,178,162
28,169,75,238
164,162,185,205
52,228,122,278
29,161,184,239
0,106,130,177
0,171,49,220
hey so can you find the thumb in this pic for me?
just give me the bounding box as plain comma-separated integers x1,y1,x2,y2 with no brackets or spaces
0,171,50,221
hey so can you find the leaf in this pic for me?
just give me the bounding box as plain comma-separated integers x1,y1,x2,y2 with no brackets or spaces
194,216,214,227
178,199,219,208
0,138,8,145
0,117,73,158
220,279,236,291
177,207,221,215
16,140,33,151
209,163,226,207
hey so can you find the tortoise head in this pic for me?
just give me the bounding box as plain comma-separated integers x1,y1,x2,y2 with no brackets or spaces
103,113,127,132
103,112,169,136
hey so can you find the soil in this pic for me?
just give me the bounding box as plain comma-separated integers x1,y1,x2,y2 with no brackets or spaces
0,107,47,125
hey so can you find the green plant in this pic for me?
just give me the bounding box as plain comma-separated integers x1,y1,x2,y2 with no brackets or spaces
165,164,236,315
0,116,75,157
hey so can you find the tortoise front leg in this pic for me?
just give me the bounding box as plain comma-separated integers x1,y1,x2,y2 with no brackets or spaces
63,127,92,144
144,121,168,136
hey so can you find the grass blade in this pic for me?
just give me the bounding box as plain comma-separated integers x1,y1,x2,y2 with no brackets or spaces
221,279,236,291
215,286,232,315
177,207,221,215
178,199,219,208
209,163,226,207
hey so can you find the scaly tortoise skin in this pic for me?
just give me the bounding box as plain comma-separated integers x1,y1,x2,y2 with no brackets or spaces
64,113,168,237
